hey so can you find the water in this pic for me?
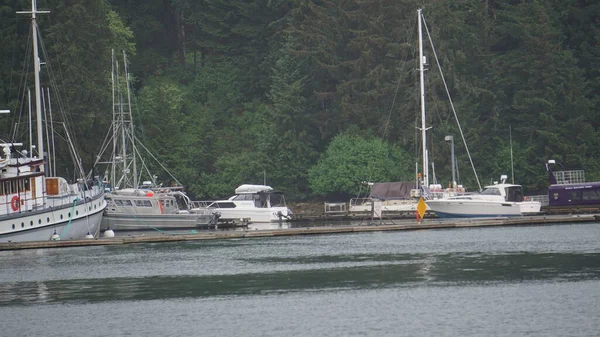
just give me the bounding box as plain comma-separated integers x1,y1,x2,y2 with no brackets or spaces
1,222,600,336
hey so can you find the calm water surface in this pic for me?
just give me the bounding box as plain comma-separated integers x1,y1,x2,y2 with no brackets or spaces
1,222,600,336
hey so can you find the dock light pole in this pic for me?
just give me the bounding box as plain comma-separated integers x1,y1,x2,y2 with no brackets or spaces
445,135,456,189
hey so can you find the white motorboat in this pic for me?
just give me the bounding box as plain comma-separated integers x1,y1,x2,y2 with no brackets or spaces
1,0,106,242
201,184,293,223
426,175,541,218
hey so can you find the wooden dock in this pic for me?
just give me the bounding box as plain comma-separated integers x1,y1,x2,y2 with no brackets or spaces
1,214,598,251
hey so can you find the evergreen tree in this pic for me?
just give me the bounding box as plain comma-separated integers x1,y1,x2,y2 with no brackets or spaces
487,0,591,189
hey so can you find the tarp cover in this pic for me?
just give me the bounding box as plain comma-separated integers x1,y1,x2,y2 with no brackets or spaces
369,182,416,200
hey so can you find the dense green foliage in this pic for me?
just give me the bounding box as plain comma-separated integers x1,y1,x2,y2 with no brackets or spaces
309,132,413,199
1,0,599,200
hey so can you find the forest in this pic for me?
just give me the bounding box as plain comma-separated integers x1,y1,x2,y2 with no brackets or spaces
1,0,599,201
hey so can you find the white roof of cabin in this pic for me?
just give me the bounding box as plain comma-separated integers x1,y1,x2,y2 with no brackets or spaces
235,184,273,194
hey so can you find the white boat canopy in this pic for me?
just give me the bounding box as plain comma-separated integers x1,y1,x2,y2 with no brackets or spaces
235,184,274,194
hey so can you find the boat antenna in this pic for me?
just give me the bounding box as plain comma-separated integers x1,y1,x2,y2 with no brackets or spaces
509,125,514,184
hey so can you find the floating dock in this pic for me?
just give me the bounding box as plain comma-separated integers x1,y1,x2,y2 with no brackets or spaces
1,214,598,251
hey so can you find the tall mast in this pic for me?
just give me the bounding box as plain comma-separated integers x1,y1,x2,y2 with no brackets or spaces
117,60,127,188
123,51,137,188
418,8,429,188
18,0,49,171
111,49,117,189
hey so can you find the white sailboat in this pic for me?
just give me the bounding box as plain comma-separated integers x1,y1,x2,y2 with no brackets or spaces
95,50,218,231
415,9,541,217
0,0,106,242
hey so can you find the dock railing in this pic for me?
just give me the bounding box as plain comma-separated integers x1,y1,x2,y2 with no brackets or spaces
324,202,347,214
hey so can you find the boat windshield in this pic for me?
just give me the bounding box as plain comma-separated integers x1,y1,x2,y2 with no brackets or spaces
480,187,501,196
232,194,255,201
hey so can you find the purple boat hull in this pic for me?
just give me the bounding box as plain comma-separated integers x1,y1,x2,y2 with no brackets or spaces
548,182,600,207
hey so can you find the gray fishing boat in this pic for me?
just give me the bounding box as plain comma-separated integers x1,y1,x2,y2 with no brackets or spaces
95,51,218,232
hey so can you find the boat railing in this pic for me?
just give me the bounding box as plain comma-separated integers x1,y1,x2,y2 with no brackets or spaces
349,197,371,207
350,197,416,206
325,202,347,214
524,195,549,206
190,200,213,209
553,170,585,184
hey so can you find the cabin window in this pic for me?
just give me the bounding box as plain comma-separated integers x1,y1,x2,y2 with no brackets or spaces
253,195,268,208
114,199,133,207
568,191,582,202
505,186,524,202
135,200,153,207
271,194,284,207
0,182,4,195
210,202,236,208
24,178,30,191
582,189,600,201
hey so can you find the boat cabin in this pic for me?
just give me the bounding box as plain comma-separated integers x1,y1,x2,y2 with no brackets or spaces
480,184,524,202
105,189,181,215
545,160,600,207
208,184,288,209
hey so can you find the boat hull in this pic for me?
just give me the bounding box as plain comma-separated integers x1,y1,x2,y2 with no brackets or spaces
101,213,217,230
519,201,542,215
0,198,106,242
426,199,523,218
215,207,292,223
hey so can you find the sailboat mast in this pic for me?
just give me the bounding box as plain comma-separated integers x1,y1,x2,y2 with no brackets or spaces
123,51,137,188
418,8,428,188
27,0,48,172
510,125,514,184
118,60,128,188
111,49,117,188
